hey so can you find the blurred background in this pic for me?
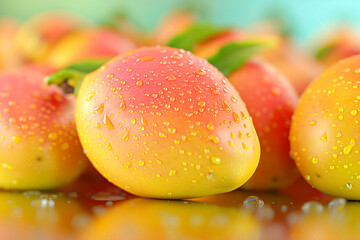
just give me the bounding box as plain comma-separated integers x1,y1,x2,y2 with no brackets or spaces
2,0,360,44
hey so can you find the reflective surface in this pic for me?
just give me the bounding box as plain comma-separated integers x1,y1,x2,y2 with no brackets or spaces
2,174,360,240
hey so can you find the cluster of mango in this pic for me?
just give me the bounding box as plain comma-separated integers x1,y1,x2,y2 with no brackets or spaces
0,9,359,200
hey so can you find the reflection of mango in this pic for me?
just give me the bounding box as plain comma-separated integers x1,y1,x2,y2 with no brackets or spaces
0,191,89,240
15,11,88,62
80,198,260,240
291,201,360,240
46,28,137,68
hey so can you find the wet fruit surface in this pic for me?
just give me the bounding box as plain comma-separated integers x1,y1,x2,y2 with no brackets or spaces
228,59,299,189
290,54,360,200
76,46,260,199
0,70,87,189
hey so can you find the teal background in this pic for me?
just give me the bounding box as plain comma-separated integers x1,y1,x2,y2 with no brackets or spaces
1,0,359,43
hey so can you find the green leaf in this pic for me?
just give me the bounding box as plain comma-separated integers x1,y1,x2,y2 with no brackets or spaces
167,23,227,51
63,59,108,73
315,43,335,60
207,41,274,77
45,59,107,96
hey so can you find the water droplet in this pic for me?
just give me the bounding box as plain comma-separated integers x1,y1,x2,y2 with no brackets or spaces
206,172,213,180
211,156,221,164
240,111,247,119
309,120,317,126
158,131,167,138
141,117,147,127
301,201,324,214
205,134,220,144
120,100,126,111
194,69,206,76
136,80,143,87
103,115,115,129
194,85,203,93
166,75,176,81
312,157,319,164
222,101,231,112
328,198,346,212
320,133,327,142
242,142,249,150
344,139,356,154
198,101,206,107
94,103,104,114
346,183,353,189
210,87,220,95
2,163,13,169
138,56,156,61
171,53,183,59
106,143,112,150
122,131,129,142
169,169,177,176
232,112,240,123
139,159,145,166
351,110,357,116
48,132,58,140
243,196,264,210
12,136,21,144
327,89,335,95
207,120,214,130
87,92,95,101
238,131,244,139
123,161,130,169
168,127,176,134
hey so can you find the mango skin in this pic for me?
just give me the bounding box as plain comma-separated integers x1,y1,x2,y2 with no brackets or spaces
290,54,360,200
0,70,87,189
230,59,299,190
46,28,137,68
76,46,260,199
15,11,87,62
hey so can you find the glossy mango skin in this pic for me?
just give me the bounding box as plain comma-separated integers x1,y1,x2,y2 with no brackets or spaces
290,54,360,200
229,59,299,190
0,70,87,189
76,46,260,199
47,28,137,68
15,11,87,62
262,40,324,95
